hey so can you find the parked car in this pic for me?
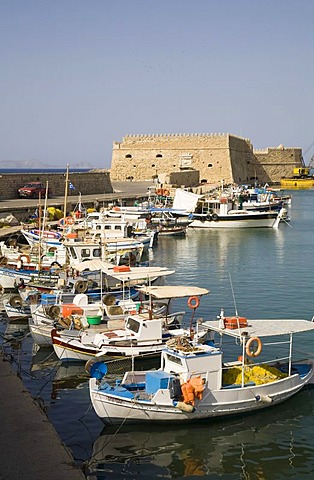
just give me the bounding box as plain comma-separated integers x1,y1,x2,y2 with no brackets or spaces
18,182,50,199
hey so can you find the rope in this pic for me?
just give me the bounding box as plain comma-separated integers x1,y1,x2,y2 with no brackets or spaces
82,400,137,475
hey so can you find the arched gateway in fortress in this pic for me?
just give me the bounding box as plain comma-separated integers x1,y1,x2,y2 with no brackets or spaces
110,133,303,185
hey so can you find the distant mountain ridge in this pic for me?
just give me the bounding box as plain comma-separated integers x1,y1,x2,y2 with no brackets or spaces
0,159,96,169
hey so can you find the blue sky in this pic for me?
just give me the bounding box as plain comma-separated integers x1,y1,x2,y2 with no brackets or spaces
1,0,313,169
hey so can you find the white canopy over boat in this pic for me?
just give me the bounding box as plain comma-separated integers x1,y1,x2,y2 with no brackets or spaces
73,260,175,281
137,285,209,299
203,319,314,338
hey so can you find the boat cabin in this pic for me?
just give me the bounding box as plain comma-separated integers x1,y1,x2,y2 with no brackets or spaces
63,235,144,266
194,197,234,217
92,313,164,347
161,342,222,389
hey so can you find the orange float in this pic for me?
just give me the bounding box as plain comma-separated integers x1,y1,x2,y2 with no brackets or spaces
246,336,262,357
188,296,200,309
66,216,75,225
224,316,248,329
18,254,31,264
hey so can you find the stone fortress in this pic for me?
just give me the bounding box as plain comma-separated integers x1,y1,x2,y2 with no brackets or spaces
110,133,303,186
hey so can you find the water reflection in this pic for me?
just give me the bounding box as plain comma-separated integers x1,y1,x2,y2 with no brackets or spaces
86,389,314,479
29,348,89,397
30,345,59,372
156,221,314,319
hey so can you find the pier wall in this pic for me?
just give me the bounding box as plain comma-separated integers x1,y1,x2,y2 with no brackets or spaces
110,133,303,185
0,171,113,200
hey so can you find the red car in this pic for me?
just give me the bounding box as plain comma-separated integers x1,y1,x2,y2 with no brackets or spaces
18,182,50,199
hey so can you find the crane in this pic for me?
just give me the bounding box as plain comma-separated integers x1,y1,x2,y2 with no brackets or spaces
293,142,314,177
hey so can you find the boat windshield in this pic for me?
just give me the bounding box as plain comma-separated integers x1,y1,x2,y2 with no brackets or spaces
126,317,140,333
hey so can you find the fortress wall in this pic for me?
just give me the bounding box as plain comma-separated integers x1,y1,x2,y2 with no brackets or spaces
158,170,200,187
111,133,243,183
110,133,303,185
228,136,256,185
254,147,303,183
0,171,113,200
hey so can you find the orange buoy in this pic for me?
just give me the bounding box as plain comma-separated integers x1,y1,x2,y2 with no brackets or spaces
66,216,75,225
246,336,262,357
18,254,31,264
188,296,200,309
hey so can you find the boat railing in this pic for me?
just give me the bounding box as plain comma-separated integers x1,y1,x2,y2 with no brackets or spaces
221,352,293,389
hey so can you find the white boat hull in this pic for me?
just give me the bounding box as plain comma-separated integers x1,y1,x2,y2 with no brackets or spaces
190,212,279,229
21,229,63,248
29,323,53,346
89,367,312,425
158,227,186,236
4,303,30,320
0,267,59,289
53,336,168,363
28,316,54,346
52,324,208,363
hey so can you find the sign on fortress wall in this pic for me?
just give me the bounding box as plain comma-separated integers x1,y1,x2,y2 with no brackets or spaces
110,133,302,185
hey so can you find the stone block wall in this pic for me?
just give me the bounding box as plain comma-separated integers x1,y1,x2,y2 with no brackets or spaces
110,133,303,185
111,133,250,184
253,146,303,183
0,171,113,200
158,170,200,187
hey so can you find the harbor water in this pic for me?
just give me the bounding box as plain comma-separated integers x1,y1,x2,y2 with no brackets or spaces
1,189,314,479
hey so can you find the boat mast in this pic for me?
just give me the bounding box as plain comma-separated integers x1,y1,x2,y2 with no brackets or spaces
37,192,42,270
38,180,49,271
63,164,69,221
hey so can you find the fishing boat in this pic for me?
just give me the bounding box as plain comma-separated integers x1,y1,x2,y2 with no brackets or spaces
30,264,176,347
169,188,286,229
0,264,61,291
3,295,31,320
148,211,191,236
21,228,63,249
51,286,210,362
156,225,187,236
89,310,314,425
190,197,285,228
0,239,66,289
29,289,168,347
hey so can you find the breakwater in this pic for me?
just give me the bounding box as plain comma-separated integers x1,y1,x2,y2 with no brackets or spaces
0,170,113,200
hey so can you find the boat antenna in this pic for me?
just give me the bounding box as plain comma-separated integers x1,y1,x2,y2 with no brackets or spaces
228,271,238,316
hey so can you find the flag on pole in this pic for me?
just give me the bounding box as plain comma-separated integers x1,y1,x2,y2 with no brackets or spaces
69,182,75,190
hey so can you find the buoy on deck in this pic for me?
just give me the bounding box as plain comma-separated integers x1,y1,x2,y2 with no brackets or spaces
173,401,195,413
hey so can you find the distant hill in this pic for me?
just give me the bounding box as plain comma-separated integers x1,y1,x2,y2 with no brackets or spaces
0,159,97,169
